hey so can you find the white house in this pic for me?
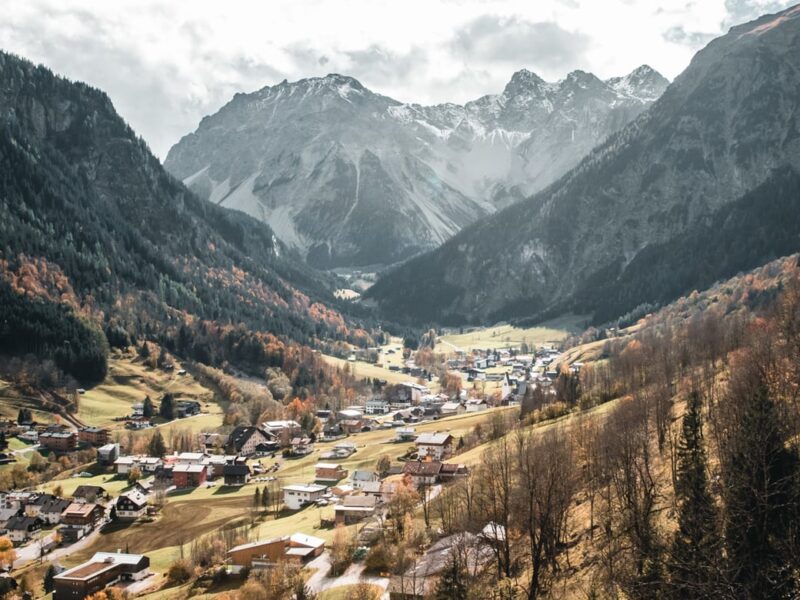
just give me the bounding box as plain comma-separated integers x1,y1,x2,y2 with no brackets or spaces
365,398,390,415
440,402,465,417
114,455,163,475
282,484,327,510
415,433,454,461
40,498,71,524
173,452,208,464
18,430,38,443
466,398,489,412
115,490,148,521
263,420,301,437
351,470,379,489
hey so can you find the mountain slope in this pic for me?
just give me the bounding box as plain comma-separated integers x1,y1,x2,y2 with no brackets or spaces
0,51,366,379
164,67,666,268
367,5,800,325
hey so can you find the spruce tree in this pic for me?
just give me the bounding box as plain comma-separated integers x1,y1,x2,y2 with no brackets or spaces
43,564,57,593
434,552,468,600
148,429,167,458
142,396,154,418
721,376,799,599
159,393,174,420
668,391,719,598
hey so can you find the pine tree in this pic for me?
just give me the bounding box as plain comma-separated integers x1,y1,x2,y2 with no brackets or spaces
434,552,468,600
159,393,174,420
148,429,167,458
254,487,261,508
17,408,31,424
721,375,799,599
43,563,57,593
142,396,154,418
668,392,720,598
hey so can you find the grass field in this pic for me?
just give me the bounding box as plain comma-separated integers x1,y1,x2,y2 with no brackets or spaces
322,336,440,391
322,354,414,387
78,352,215,430
0,382,58,425
319,585,383,600
435,315,586,354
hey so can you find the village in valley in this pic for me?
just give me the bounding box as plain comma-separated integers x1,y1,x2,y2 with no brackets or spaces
0,321,592,600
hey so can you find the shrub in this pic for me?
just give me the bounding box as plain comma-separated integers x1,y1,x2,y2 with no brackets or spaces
167,559,193,584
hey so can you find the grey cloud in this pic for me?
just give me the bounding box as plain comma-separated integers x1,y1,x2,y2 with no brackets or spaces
724,0,795,26
0,7,286,158
451,15,589,73
285,43,427,96
663,25,716,49
344,45,427,86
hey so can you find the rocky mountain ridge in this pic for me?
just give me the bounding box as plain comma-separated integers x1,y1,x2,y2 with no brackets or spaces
366,5,800,325
165,65,667,268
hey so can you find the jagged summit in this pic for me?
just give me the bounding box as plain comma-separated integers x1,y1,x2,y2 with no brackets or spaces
367,7,800,325
502,69,548,96
165,65,667,269
606,64,670,101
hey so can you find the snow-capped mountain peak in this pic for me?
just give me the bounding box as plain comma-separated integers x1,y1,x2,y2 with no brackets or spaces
503,69,548,96
606,64,669,101
165,66,668,269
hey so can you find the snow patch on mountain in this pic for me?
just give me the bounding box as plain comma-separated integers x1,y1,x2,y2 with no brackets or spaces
165,66,668,268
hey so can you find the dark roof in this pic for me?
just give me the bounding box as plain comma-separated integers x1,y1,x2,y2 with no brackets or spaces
6,516,41,530
403,461,442,477
29,493,57,506
440,463,467,474
72,485,106,498
227,426,271,450
42,498,72,513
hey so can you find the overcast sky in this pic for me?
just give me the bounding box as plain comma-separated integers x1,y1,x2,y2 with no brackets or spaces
1,0,794,158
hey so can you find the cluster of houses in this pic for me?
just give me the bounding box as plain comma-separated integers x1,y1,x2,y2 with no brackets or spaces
0,487,108,546
279,429,468,527
442,345,575,406
0,418,117,455
114,451,252,489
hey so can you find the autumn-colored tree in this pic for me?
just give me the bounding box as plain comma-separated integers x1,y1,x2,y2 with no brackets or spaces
331,524,352,576
348,582,381,600
127,465,142,485
0,536,16,569
375,454,391,476
442,372,462,399
167,559,193,584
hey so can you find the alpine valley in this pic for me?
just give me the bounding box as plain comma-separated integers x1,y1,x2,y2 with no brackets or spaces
4,5,800,600
368,4,800,325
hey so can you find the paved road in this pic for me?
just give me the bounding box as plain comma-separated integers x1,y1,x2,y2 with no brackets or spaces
306,553,390,599
13,525,101,569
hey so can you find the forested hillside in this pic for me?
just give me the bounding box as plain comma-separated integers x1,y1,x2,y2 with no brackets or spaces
0,51,374,384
